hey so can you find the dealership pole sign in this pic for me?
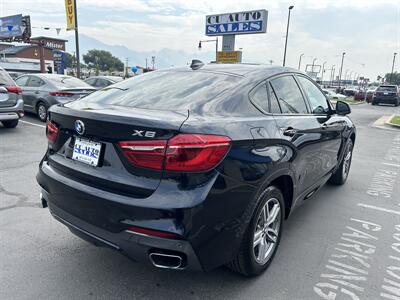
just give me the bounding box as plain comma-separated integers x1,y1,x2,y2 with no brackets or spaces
205,10,268,36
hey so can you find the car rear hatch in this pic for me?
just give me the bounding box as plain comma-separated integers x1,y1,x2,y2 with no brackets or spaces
0,71,21,108
45,103,188,197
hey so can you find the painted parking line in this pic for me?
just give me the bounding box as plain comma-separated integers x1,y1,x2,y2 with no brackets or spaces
357,203,400,216
20,120,46,128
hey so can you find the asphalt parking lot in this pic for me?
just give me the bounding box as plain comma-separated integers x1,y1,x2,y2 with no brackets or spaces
1,103,400,300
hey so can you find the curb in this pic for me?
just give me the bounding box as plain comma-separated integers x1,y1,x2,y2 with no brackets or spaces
385,114,400,128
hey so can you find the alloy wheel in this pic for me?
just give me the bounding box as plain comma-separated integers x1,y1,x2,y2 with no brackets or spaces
253,198,281,265
342,145,353,179
38,104,47,121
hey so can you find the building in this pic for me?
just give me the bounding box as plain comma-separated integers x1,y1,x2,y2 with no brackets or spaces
0,36,67,77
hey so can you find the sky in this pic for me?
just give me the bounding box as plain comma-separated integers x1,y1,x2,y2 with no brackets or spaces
1,0,399,80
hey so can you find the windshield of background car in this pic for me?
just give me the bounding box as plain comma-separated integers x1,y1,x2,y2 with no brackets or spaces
377,86,397,92
72,70,242,110
0,70,16,86
47,76,93,89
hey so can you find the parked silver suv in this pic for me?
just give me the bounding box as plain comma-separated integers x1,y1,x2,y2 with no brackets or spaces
0,67,24,128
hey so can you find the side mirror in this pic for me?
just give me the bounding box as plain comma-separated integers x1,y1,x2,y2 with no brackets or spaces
336,101,351,115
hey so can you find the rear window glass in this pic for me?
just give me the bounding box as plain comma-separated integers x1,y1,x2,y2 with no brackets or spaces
73,70,241,110
0,69,15,86
377,86,397,92
46,76,91,88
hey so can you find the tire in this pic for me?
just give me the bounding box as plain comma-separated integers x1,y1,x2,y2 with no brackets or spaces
329,139,353,185
1,119,19,128
227,186,284,276
36,102,48,122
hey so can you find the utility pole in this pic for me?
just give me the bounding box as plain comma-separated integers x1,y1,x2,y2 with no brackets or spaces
145,58,148,70
283,5,294,67
125,57,129,78
298,53,304,70
390,52,397,83
330,66,335,86
338,52,345,89
151,56,155,70
73,0,81,78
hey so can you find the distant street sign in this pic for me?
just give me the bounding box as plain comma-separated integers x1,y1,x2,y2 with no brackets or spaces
216,51,242,63
205,10,268,36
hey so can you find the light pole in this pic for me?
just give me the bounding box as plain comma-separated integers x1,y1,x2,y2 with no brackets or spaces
348,71,354,83
298,53,304,70
330,65,335,86
390,52,397,83
321,61,327,84
283,5,294,67
198,38,219,62
338,52,346,89
311,58,317,75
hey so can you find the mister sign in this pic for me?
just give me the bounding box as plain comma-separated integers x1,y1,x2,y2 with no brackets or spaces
206,10,268,36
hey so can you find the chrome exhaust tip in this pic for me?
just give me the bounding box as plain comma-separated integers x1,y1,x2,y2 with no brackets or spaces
149,252,184,270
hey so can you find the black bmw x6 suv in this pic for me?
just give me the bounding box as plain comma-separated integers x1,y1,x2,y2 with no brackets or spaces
37,62,355,276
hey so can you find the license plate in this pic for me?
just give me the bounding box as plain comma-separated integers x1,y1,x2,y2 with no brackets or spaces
72,137,102,166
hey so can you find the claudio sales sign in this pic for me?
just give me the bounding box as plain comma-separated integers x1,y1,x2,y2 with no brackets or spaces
205,10,268,36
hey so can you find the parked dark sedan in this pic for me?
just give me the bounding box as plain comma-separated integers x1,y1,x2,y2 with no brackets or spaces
37,62,356,276
15,74,96,122
84,76,124,89
372,85,400,106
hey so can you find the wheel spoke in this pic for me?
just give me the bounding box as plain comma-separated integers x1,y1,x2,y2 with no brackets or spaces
257,239,268,261
266,204,280,226
253,230,263,247
265,227,278,243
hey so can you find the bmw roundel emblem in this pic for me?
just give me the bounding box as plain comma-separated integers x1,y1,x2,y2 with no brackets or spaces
75,120,85,135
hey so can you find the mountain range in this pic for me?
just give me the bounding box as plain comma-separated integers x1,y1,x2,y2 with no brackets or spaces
65,34,213,69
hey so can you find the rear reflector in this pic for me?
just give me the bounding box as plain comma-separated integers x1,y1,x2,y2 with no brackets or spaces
126,226,179,239
46,121,59,143
6,86,22,94
49,91,74,97
118,134,231,172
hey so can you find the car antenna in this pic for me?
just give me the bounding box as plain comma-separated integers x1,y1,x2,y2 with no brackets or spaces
190,59,204,70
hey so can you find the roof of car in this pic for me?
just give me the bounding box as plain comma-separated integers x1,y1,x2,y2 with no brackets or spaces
169,63,300,79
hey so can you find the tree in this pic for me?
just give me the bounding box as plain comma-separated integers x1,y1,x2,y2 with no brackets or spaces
384,72,400,85
82,49,124,72
65,52,74,68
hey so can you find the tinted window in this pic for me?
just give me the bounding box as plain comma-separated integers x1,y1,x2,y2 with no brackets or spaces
96,78,110,88
16,76,29,87
46,76,91,88
0,69,15,86
72,70,241,110
85,78,96,86
270,76,308,114
27,76,45,87
250,83,269,112
297,76,329,114
268,83,281,114
377,86,397,92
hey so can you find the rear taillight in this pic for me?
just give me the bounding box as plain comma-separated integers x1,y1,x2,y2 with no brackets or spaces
46,121,59,143
118,140,167,170
6,86,22,94
118,134,231,172
49,91,74,97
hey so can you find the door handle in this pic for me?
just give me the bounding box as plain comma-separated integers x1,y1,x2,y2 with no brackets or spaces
34,91,40,94
282,127,297,137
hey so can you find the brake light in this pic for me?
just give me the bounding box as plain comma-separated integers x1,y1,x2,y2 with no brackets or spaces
49,91,74,97
118,140,167,170
165,134,231,171
118,134,231,172
46,121,59,143
126,226,179,239
6,86,22,94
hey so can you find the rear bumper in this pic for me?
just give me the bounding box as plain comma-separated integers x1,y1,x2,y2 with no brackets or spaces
37,158,255,271
0,99,24,121
373,97,399,104
44,192,202,271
